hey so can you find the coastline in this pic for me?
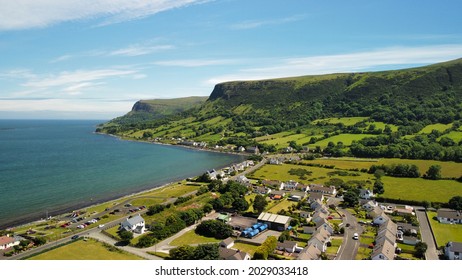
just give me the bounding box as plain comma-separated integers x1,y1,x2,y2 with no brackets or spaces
3,133,246,230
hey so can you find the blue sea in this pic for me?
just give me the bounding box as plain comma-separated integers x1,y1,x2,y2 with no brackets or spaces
0,120,243,228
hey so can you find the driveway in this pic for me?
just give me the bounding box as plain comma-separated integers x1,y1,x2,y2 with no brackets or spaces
336,208,362,260
415,208,439,260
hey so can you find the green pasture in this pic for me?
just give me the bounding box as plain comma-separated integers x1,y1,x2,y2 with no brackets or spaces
427,211,462,247
231,241,259,257
312,134,377,148
169,230,221,246
419,123,453,134
312,117,368,126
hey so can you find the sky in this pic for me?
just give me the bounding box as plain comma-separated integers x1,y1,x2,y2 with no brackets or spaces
1,0,462,120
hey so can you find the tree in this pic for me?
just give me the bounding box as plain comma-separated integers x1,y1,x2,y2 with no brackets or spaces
118,230,134,244
192,243,219,260
253,194,268,213
422,200,430,210
373,179,384,195
448,196,462,210
343,190,359,207
414,242,428,258
232,197,249,212
170,245,195,260
195,220,233,239
423,165,442,180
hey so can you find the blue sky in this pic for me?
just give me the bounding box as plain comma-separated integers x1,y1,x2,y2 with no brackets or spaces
1,0,462,119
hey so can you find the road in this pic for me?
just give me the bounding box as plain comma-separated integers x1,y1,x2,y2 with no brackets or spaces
230,158,267,180
415,208,439,260
336,208,362,260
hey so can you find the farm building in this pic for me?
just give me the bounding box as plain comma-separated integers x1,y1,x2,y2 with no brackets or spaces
257,212,291,231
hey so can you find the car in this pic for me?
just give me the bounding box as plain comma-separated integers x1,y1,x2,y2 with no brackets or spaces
353,233,359,240
98,224,105,228
71,235,80,240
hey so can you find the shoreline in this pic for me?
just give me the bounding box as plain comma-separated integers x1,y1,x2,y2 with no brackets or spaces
2,135,246,230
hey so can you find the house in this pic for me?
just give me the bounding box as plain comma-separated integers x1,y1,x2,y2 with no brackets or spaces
207,169,225,180
362,201,378,212
359,189,374,200
377,219,398,237
402,236,420,246
0,235,19,250
235,175,250,185
253,186,271,195
437,209,462,224
283,146,295,153
393,207,414,216
309,184,337,196
262,180,284,190
310,199,323,210
219,247,251,260
315,219,334,235
373,212,390,225
371,239,395,260
311,211,328,224
217,213,231,223
367,206,384,219
245,146,260,155
120,215,145,234
220,237,235,249
269,158,283,165
308,227,331,252
277,240,298,253
237,146,246,152
444,241,462,260
376,228,396,246
308,192,324,204
288,195,302,202
303,226,316,234
282,180,299,191
269,190,286,198
257,212,292,231
300,211,311,219
297,244,321,260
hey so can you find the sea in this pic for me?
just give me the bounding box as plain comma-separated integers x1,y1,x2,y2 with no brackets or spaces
0,120,244,229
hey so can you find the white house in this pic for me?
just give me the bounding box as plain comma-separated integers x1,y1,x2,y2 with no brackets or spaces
0,235,19,251
362,201,378,212
307,227,331,253
120,215,145,234
437,209,462,224
309,184,337,196
373,213,390,225
300,211,311,219
445,242,462,260
297,244,321,260
283,180,299,191
220,237,235,249
372,239,395,260
219,247,251,260
359,189,374,200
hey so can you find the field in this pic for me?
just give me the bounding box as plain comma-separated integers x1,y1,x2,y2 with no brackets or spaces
438,131,462,143
266,199,297,214
312,117,368,126
232,241,259,257
29,239,144,260
309,158,462,178
381,177,462,203
427,211,462,247
419,123,453,134
311,134,377,148
249,163,374,185
169,230,221,246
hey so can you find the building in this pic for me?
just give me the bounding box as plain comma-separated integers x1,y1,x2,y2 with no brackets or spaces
307,192,324,204
220,237,235,249
371,239,395,260
297,244,321,260
307,227,331,253
0,235,19,251
257,212,291,231
120,215,145,234
219,247,251,260
277,240,298,253
373,212,390,225
444,242,462,260
359,188,374,200
437,209,462,224
362,201,378,212
217,213,231,223
300,211,311,219
245,146,260,155
309,184,337,196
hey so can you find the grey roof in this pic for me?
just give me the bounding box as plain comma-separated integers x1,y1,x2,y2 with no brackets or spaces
437,209,462,219
121,215,144,228
297,244,321,260
258,212,291,225
372,239,395,260
278,240,297,250
220,237,235,247
219,247,249,260
447,242,462,253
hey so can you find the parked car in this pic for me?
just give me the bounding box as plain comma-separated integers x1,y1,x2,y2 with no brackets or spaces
71,235,80,240
353,233,359,240
98,224,105,228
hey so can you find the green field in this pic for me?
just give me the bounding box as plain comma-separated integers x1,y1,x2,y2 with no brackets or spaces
250,163,374,185
310,158,462,178
169,230,221,246
29,239,144,260
438,131,462,143
381,177,462,203
312,134,377,148
232,241,259,257
312,117,368,126
267,199,297,213
419,123,453,134
325,237,343,255
427,211,462,247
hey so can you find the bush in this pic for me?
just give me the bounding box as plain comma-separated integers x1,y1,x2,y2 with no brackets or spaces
195,220,233,239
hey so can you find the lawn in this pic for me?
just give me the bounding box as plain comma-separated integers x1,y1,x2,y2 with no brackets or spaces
169,230,221,246
267,199,297,214
326,237,343,255
232,241,259,257
312,134,377,148
438,131,462,143
310,157,462,178
29,239,144,260
355,246,372,260
245,193,257,212
131,197,164,207
381,177,462,203
427,211,462,247
419,123,453,134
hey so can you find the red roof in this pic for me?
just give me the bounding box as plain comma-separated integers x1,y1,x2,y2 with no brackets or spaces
0,236,14,246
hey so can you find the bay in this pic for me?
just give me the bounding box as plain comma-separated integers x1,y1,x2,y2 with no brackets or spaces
0,120,243,228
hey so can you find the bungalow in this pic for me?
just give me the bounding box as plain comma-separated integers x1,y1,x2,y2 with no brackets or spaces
367,206,384,219
377,219,398,237
277,240,298,253
444,241,462,260
300,211,311,219
376,228,396,247
207,169,225,180
0,235,19,251
402,236,420,246
308,227,331,252
307,192,324,204
282,180,299,191
315,219,334,235
253,186,271,195
393,207,414,216
269,190,286,198
311,211,329,224
235,175,250,185
373,212,390,225
297,244,321,260
359,189,374,200
437,209,462,224
220,237,235,249
289,191,307,200
371,239,395,260
362,201,378,212
310,199,323,210
309,184,337,196
120,215,145,234
219,247,251,260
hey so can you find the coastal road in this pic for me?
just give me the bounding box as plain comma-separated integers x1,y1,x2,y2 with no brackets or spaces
336,208,362,260
230,158,267,180
415,208,439,260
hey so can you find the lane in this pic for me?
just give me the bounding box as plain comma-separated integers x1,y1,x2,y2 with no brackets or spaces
415,208,439,260
336,208,362,260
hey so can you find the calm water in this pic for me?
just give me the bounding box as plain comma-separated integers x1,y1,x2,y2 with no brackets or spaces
0,120,243,228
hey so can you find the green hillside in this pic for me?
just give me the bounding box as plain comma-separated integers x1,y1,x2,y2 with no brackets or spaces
98,58,462,161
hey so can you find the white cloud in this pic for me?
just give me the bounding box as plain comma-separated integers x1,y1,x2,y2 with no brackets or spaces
0,0,209,30
153,59,237,67
110,44,174,56
206,44,462,84
230,15,305,30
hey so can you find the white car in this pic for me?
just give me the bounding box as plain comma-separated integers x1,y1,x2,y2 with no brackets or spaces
353,233,359,240
98,224,105,228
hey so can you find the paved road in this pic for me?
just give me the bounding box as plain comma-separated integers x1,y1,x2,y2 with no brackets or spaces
336,209,362,260
415,208,439,260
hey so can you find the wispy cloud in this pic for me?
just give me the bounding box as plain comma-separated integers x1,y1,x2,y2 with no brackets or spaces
206,44,462,84
230,15,305,30
110,44,175,56
0,0,209,31
153,59,238,67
